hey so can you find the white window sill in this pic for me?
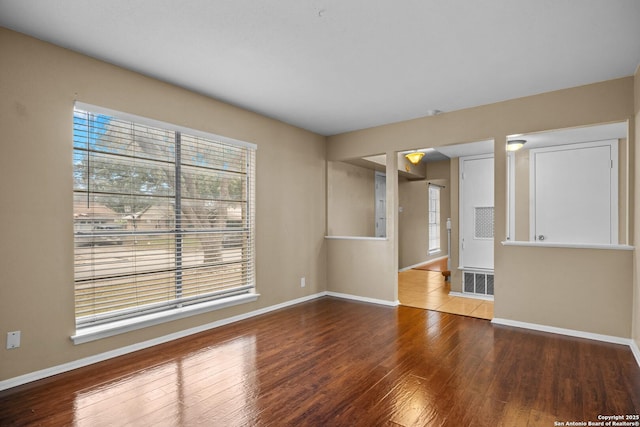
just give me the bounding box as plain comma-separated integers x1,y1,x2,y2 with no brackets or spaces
501,241,634,251
71,293,260,345
324,236,388,241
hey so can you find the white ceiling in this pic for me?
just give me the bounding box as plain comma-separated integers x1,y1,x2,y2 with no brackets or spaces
432,140,495,159
1,1,639,136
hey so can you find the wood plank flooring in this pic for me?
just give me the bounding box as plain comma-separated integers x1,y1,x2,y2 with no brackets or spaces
399,269,494,320
1,297,639,426
411,257,449,272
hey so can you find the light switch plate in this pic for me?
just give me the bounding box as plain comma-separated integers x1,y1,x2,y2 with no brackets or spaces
7,331,20,349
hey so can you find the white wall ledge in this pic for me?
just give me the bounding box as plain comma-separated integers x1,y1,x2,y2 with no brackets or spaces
501,240,634,251
325,236,388,241
72,293,260,345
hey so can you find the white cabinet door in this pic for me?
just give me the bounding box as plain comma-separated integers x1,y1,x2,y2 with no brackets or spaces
460,155,494,270
530,139,617,244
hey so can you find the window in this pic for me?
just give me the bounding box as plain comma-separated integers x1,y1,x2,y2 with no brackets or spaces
428,184,441,253
72,103,256,340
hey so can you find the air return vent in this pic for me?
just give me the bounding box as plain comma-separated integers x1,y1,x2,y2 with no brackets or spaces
474,206,494,239
463,271,494,296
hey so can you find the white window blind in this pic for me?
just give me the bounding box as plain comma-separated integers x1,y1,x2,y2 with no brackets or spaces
73,104,256,328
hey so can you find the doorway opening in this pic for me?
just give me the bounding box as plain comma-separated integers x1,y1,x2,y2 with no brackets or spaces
397,140,495,318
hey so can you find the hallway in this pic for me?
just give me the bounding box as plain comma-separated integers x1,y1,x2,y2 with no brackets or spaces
398,268,494,320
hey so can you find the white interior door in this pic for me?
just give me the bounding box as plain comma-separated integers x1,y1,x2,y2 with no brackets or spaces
530,139,618,244
460,155,494,270
375,172,386,238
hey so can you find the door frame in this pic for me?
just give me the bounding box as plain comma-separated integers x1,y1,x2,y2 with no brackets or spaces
459,153,494,270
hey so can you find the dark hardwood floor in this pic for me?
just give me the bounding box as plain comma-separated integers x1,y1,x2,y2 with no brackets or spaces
1,297,639,426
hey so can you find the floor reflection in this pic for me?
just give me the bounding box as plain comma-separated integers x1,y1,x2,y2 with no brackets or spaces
1,298,636,426
72,336,257,426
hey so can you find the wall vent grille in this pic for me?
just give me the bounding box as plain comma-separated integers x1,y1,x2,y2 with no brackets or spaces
463,271,494,296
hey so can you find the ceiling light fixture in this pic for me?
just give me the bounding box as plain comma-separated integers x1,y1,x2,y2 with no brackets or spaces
507,139,526,152
405,151,425,165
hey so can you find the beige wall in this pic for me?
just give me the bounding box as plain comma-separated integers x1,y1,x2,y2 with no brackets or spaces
0,28,327,381
398,178,429,268
327,161,376,236
328,78,633,161
327,77,635,338
448,159,462,292
499,246,633,336
326,153,399,304
327,238,396,301
398,160,450,269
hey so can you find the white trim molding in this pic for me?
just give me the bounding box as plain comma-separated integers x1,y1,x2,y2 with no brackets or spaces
449,291,494,301
630,340,640,368
398,255,448,272
72,293,260,345
491,318,632,346
324,236,388,241
325,291,399,307
0,292,325,392
75,101,257,150
4,296,635,392
0,291,401,392
501,240,634,251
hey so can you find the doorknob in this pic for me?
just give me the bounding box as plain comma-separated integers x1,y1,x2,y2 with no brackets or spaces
538,235,545,241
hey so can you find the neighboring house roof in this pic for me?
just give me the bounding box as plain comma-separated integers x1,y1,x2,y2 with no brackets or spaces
73,202,119,220
136,205,172,222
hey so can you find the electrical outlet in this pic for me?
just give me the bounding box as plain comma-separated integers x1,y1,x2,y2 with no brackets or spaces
7,331,20,349
300,277,306,288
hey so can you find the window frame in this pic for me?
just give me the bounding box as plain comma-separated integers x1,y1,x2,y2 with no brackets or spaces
428,184,442,254
71,102,258,344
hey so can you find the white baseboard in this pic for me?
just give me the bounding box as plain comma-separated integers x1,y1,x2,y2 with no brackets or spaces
630,339,640,367
325,291,399,307
0,292,328,392
449,291,494,301
4,296,635,392
398,255,448,272
0,291,400,392
491,317,632,346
